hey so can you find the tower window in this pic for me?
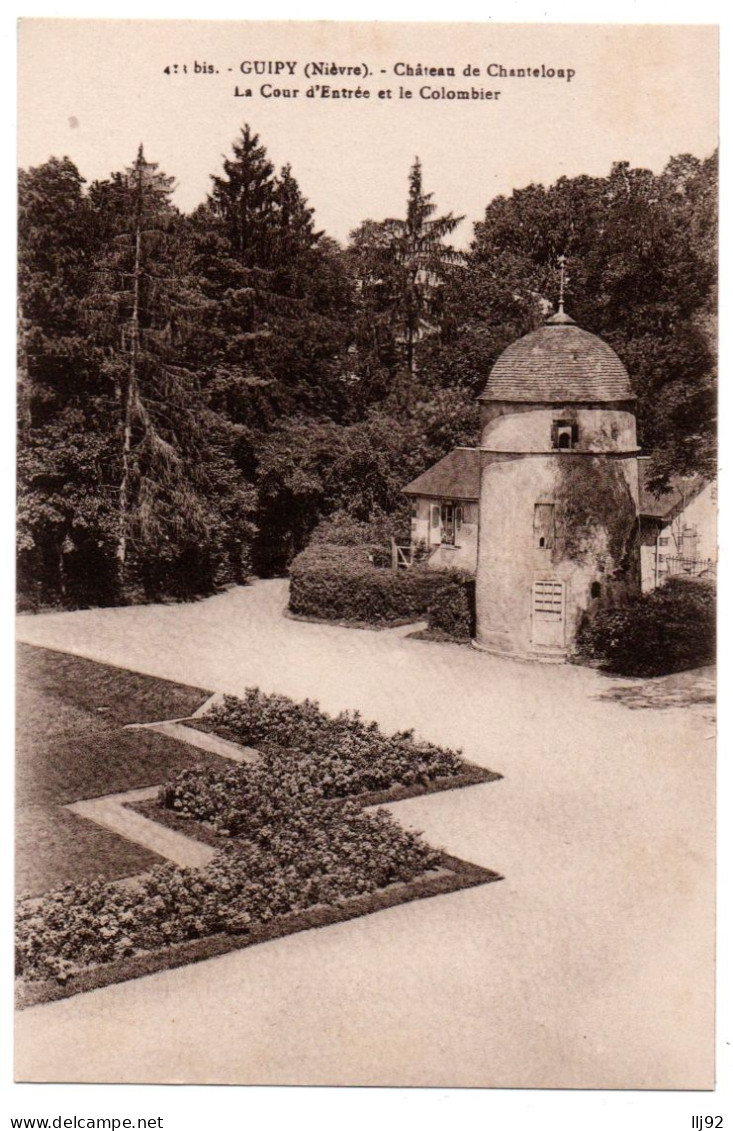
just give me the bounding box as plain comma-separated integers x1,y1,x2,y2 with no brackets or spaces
534,503,555,549
590,581,602,599
552,421,579,450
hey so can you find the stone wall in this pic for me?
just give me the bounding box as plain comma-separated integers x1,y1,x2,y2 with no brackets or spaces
479,401,638,453
474,452,640,661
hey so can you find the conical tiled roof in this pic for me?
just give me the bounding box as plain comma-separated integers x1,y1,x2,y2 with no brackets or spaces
478,311,634,403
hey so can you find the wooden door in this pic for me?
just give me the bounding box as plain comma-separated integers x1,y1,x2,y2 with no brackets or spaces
531,579,565,648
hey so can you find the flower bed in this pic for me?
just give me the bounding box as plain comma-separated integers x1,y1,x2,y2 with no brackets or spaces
194,687,465,774
17,687,502,1004
16,848,499,1010
166,688,475,834
16,803,441,987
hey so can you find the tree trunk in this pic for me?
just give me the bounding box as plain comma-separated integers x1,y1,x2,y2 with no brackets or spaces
17,297,33,435
116,207,142,582
57,544,66,601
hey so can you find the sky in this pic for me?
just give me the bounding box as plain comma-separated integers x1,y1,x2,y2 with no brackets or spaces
18,20,718,247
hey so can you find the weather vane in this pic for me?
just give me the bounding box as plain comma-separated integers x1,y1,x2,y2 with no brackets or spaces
557,254,570,313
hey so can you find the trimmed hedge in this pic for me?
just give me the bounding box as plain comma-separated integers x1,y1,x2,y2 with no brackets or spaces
576,576,716,677
289,544,444,624
289,543,474,634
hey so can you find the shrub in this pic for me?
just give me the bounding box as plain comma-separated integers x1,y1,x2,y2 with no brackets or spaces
16,804,441,983
310,508,407,549
289,544,446,624
426,574,475,641
576,576,716,677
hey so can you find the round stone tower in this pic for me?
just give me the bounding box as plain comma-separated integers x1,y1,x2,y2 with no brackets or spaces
474,307,640,662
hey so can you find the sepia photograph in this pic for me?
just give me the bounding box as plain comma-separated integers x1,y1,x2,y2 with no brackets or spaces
13,16,719,1097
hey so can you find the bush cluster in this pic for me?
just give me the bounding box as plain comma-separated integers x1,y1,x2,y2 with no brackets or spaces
426,575,475,641
163,688,465,835
289,544,450,624
16,803,441,983
576,577,716,677
309,509,407,551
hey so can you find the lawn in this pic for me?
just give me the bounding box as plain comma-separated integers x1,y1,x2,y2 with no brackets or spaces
16,644,227,896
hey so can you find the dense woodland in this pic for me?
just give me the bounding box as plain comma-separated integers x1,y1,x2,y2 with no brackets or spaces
18,125,717,608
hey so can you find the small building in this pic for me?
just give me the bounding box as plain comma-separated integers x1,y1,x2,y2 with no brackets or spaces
403,447,480,574
402,251,715,662
638,467,717,591
403,299,646,662
473,306,641,662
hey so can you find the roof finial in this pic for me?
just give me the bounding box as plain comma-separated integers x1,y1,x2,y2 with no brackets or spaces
557,253,569,314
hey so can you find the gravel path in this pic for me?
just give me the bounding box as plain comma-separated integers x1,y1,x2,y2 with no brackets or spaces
15,581,715,1088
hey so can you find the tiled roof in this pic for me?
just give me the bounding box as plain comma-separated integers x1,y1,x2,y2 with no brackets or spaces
638,465,710,520
403,447,480,500
478,315,634,403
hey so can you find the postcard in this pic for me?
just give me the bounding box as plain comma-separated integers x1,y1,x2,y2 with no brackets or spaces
15,18,718,1092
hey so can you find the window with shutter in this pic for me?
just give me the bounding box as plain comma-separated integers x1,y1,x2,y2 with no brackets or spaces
429,504,441,546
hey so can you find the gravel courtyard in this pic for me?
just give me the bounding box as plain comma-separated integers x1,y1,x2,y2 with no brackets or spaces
15,580,715,1088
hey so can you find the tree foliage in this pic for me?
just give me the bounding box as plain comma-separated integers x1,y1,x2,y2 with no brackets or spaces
18,132,717,607
346,158,464,413
17,157,118,606
450,154,718,486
